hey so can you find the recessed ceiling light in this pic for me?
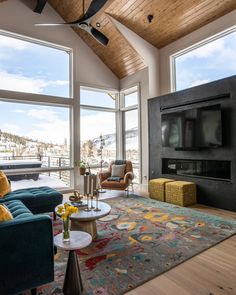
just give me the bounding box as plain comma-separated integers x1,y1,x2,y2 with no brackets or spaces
147,15,154,23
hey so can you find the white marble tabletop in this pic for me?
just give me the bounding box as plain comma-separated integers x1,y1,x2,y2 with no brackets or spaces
70,201,111,221
54,231,92,250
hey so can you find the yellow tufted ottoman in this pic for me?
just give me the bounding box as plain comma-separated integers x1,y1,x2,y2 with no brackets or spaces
165,181,196,206
149,178,175,202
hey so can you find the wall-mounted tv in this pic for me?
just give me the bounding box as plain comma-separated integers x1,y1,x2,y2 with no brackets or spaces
161,104,222,150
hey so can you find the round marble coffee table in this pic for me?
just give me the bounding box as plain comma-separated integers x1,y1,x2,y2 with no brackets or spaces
70,201,111,239
54,231,92,295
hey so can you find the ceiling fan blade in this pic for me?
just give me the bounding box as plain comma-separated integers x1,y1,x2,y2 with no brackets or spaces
34,0,48,14
35,23,74,26
76,0,108,23
89,26,109,46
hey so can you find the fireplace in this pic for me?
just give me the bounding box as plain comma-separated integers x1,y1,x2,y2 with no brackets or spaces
162,158,231,181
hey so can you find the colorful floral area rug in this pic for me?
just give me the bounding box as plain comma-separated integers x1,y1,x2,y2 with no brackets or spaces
36,195,236,295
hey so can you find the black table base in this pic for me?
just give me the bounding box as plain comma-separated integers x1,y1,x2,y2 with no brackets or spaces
63,250,83,295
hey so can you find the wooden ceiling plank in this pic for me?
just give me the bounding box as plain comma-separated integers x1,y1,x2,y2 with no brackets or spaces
48,0,236,78
151,1,236,47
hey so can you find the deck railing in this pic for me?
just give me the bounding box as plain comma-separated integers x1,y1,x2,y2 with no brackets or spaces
0,155,71,185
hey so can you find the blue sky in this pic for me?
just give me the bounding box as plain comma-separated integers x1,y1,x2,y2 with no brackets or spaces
0,101,70,144
175,30,236,90
0,35,70,97
0,30,235,143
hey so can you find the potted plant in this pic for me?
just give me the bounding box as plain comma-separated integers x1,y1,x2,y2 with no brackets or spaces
76,160,86,175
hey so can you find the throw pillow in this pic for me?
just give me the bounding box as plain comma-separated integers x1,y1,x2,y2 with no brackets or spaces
111,164,126,178
0,170,11,198
0,204,13,222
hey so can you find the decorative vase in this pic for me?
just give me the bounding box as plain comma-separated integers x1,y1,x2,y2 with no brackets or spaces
62,218,70,242
80,167,86,175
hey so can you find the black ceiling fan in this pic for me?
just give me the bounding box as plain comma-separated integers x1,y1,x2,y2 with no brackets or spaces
34,0,48,14
35,0,109,46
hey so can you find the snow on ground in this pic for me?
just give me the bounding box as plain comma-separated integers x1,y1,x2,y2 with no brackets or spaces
11,174,67,191
0,160,42,165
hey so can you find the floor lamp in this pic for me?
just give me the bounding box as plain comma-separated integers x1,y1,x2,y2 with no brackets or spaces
99,134,106,193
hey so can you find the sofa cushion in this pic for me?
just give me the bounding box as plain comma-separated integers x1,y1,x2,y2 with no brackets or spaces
111,164,126,178
1,186,62,205
102,179,127,190
0,170,11,198
0,186,63,215
0,204,13,222
4,200,33,220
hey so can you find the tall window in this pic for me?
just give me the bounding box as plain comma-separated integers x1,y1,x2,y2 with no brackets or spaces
80,87,117,174
0,33,70,97
0,32,72,190
121,86,140,183
172,27,236,91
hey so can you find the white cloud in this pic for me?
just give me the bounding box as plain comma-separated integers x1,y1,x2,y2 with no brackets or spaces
49,80,69,86
0,71,46,93
189,79,210,87
1,123,19,134
80,111,116,141
0,35,29,50
27,109,58,122
179,38,225,61
25,108,69,144
13,109,25,113
0,71,68,94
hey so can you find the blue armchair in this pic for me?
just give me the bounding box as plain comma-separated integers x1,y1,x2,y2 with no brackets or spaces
0,200,54,295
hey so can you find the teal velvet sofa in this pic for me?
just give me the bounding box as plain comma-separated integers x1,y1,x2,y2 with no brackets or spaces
0,200,54,295
0,186,63,219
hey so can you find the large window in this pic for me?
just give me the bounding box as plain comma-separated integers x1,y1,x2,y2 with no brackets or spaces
0,33,70,97
172,27,236,91
80,86,141,183
80,88,117,173
121,86,140,183
0,32,72,190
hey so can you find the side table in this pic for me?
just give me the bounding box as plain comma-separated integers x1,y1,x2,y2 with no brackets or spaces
54,231,92,295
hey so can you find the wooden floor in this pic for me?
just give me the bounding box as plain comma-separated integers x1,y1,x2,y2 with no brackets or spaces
65,186,236,295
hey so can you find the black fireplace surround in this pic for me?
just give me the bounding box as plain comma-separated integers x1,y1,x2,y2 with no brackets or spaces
148,75,236,211
162,159,231,181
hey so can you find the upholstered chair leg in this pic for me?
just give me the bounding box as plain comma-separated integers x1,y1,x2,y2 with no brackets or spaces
126,187,129,197
31,288,37,295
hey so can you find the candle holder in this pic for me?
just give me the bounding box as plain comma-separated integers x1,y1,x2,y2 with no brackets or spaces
99,134,106,193
94,189,101,212
90,195,95,210
84,194,91,212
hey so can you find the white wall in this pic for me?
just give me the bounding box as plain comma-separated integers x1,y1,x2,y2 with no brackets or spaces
0,0,119,91
120,67,149,183
160,10,236,95
110,16,160,98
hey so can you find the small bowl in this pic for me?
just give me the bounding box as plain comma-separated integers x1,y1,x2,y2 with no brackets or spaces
69,195,83,202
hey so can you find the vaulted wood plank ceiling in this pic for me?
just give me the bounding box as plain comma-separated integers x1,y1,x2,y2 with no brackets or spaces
48,0,146,79
48,0,236,79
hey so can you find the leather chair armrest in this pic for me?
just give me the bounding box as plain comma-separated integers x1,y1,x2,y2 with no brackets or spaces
124,171,134,185
99,171,111,182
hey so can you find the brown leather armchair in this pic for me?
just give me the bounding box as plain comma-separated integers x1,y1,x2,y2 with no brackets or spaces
99,160,134,191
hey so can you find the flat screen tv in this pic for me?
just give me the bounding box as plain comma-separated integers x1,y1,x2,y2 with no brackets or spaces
161,104,222,149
